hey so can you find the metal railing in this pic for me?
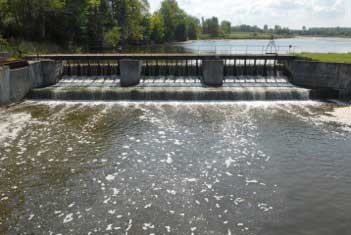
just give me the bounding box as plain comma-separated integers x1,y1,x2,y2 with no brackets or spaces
184,45,299,55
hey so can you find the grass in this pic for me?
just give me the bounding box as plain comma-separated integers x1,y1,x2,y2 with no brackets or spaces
0,37,78,59
199,32,292,40
296,53,351,63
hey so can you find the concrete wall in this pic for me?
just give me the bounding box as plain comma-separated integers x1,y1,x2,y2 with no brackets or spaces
0,60,63,105
286,60,351,99
0,66,10,105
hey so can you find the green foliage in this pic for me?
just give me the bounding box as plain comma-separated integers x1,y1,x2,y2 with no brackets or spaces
220,21,231,35
149,12,165,43
159,0,185,41
202,17,220,38
1,0,351,53
297,53,351,63
104,26,121,48
186,16,200,40
155,0,198,42
0,34,8,48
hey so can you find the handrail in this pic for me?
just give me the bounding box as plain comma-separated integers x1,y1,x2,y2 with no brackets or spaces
25,53,296,61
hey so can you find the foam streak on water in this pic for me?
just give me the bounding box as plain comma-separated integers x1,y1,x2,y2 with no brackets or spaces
1,101,351,235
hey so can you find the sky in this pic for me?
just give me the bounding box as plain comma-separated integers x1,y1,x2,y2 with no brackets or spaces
148,0,351,29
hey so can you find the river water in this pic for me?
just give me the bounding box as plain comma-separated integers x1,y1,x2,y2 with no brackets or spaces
1,101,351,235
125,37,351,54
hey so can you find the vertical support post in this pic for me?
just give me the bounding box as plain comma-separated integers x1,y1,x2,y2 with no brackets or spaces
97,61,101,76
244,59,247,76
165,60,169,78
145,60,149,76
233,59,237,76
77,61,81,76
87,60,91,76
120,59,141,87
107,62,111,76
254,59,257,76
175,60,179,77
117,60,121,75
202,59,224,87
156,59,159,77
67,61,71,76
263,59,267,77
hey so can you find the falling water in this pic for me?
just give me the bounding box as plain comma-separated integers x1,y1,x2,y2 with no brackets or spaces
28,75,314,101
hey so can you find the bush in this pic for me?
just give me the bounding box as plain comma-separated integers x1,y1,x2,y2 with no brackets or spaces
0,34,9,49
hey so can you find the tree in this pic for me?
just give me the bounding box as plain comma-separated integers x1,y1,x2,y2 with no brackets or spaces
186,16,200,40
110,0,148,44
220,20,231,35
149,12,165,43
104,26,121,48
159,0,186,41
264,24,268,32
175,21,187,41
203,17,219,37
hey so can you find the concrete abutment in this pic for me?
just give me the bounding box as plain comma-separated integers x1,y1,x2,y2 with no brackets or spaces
0,60,63,105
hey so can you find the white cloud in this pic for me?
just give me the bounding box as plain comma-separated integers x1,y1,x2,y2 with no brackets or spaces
148,0,351,29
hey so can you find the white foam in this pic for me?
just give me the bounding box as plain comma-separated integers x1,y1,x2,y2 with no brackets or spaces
63,213,74,223
0,111,32,144
319,106,351,127
106,175,115,181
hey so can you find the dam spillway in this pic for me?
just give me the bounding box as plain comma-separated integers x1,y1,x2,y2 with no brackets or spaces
25,53,318,101
28,75,311,101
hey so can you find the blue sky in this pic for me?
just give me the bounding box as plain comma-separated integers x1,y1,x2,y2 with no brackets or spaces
148,0,351,29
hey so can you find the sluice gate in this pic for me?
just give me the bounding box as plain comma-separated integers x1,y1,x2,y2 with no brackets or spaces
26,54,295,87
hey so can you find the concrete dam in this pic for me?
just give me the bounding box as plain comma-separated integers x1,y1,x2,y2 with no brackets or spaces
1,53,351,104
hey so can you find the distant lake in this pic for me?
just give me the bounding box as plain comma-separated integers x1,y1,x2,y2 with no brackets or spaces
123,37,351,54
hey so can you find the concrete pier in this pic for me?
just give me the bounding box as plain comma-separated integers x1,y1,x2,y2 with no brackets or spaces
0,60,63,105
202,60,224,86
120,59,141,87
0,66,10,105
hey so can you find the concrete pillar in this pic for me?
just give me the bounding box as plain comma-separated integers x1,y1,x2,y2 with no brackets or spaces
9,67,32,102
202,59,224,87
40,60,63,87
0,66,10,105
120,59,141,87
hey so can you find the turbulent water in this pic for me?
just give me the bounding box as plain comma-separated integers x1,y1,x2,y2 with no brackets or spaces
1,101,351,235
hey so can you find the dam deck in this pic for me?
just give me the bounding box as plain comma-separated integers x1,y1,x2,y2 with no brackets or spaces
26,53,296,61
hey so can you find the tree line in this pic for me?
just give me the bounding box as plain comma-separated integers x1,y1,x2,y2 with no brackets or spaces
0,0,203,51
1,0,351,53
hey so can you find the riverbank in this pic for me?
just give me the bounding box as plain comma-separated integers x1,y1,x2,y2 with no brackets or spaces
199,32,292,40
297,53,351,63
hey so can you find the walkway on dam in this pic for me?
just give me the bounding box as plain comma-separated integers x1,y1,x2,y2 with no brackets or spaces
26,53,296,61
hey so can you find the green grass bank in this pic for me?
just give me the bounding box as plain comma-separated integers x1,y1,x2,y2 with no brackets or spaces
297,53,351,63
